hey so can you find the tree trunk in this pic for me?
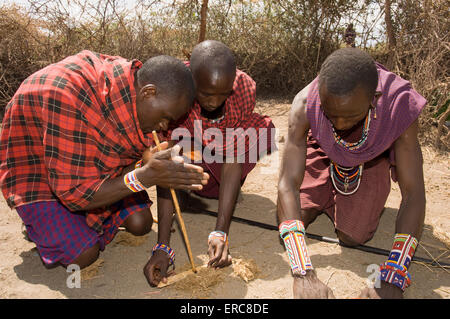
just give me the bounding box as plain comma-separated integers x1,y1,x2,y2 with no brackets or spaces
385,0,396,69
198,0,209,43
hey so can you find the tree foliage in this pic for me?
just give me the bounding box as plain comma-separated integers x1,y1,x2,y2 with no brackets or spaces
0,0,448,149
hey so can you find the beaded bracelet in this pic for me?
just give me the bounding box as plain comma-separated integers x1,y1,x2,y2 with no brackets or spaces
279,219,306,237
208,230,229,246
279,220,313,276
124,170,145,192
135,159,143,169
152,243,175,266
384,261,412,281
380,262,411,291
379,233,418,291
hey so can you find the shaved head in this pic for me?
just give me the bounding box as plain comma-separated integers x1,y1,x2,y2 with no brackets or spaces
188,40,236,114
137,55,195,101
134,55,195,134
319,48,378,99
190,40,236,79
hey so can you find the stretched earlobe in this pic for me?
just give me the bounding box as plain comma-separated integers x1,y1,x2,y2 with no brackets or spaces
139,84,157,98
371,91,382,119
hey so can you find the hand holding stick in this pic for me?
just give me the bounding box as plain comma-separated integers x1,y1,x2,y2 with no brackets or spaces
152,131,197,273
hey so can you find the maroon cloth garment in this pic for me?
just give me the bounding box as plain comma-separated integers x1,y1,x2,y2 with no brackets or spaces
300,63,427,243
306,63,427,167
194,160,256,199
300,134,391,244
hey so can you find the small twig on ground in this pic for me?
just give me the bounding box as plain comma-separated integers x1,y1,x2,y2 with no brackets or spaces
417,243,450,274
325,270,336,286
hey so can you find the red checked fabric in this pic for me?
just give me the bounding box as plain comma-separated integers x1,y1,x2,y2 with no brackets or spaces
170,63,272,157
0,50,154,231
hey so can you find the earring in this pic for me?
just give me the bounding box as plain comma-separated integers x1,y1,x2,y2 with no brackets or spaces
372,92,382,119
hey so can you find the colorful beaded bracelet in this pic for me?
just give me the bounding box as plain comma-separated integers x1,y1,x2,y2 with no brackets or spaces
279,220,313,276
135,159,143,169
279,219,305,238
379,233,418,291
124,170,145,192
384,261,412,281
380,262,411,291
208,230,228,246
152,243,175,266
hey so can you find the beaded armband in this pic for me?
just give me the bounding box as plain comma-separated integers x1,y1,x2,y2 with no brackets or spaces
380,233,418,291
152,243,175,266
279,220,313,276
124,170,145,193
208,230,229,246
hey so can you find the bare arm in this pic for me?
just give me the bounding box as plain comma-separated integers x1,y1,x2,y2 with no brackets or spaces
207,161,242,268
393,119,426,238
277,85,311,223
276,84,335,299
215,162,242,234
82,142,208,210
359,120,426,299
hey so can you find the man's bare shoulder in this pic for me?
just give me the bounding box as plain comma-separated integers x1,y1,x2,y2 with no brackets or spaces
293,83,311,108
289,82,312,129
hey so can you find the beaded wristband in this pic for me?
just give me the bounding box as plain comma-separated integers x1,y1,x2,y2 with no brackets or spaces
279,220,313,276
379,233,418,291
152,243,175,266
208,230,228,246
124,170,145,192
135,159,143,169
279,219,306,237
380,262,411,291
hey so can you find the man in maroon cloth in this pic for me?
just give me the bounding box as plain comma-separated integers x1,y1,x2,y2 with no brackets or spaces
277,48,426,298
144,40,275,286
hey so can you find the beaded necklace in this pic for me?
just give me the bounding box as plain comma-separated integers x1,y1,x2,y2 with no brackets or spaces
330,162,363,195
332,108,372,151
208,114,225,124
329,107,373,195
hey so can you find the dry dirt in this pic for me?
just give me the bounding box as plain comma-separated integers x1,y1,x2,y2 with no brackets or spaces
0,99,449,299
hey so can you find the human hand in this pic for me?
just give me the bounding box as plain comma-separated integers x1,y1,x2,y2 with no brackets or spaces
143,250,174,287
358,281,403,299
207,237,232,269
138,142,209,190
293,270,335,299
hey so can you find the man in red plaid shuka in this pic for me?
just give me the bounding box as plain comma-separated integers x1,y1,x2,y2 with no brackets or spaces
144,40,276,287
0,51,209,270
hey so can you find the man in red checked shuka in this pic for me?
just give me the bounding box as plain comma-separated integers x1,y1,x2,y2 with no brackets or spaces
143,40,275,287
0,51,209,271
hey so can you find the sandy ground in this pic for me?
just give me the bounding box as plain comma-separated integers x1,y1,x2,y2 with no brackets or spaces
0,99,449,299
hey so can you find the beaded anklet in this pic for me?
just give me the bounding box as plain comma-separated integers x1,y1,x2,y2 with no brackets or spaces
279,220,313,276
380,233,418,291
152,243,175,266
124,170,145,192
208,230,228,246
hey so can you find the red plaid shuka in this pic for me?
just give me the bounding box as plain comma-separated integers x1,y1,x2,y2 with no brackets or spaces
0,50,155,232
170,63,273,158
